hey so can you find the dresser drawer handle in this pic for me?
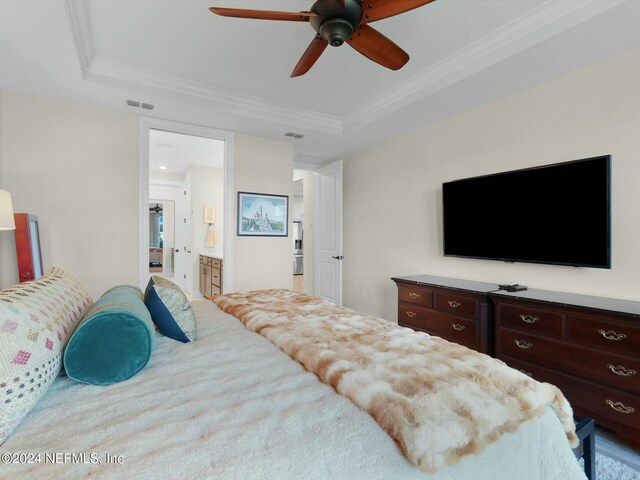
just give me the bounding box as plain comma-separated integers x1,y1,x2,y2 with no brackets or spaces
519,314,539,324
518,369,533,377
406,311,417,318
408,292,420,299
598,329,627,341
448,300,462,308
606,399,635,414
514,339,533,350
451,323,466,331
607,364,637,377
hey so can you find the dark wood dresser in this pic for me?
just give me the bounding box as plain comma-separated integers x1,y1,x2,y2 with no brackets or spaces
393,274,640,449
392,275,496,354
491,289,640,450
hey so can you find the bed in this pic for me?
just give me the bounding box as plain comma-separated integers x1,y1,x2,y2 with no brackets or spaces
0,299,586,479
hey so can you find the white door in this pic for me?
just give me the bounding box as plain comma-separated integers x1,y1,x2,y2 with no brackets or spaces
181,181,193,295
314,160,343,304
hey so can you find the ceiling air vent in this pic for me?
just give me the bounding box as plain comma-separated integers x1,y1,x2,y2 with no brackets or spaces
285,132,305,139
125,99,155,111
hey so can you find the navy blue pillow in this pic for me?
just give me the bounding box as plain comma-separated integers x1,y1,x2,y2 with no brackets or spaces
144,276,196,343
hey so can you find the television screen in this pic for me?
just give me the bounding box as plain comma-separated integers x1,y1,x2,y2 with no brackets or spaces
443,156,611,268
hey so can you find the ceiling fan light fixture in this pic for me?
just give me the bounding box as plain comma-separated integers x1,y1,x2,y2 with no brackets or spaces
319,18,353,47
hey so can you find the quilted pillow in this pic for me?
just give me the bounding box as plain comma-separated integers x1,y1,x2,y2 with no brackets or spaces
63,285,154,386
0,268,92,445
144,276,196,343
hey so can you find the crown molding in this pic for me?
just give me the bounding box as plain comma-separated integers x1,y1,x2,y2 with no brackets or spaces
65,0,626,138
64,0,96,72
342,0,627,134
85,57,343,135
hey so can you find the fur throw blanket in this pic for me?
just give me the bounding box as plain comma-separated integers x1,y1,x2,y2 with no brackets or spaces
214,290,578,473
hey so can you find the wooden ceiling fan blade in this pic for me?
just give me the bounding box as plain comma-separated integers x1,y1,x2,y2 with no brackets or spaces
210,7,316,22
291,35,329,78
361,0,437,24
346,25,409,71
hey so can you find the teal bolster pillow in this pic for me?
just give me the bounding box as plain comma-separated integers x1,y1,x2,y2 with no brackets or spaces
63,286,154,386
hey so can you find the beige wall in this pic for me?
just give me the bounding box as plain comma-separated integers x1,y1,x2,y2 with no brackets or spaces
234,134,293,292
188,165,224,288
293,169,315,295
0,91,139,299
343,48,640,321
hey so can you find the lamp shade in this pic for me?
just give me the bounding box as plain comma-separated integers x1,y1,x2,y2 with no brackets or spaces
0,190,15,230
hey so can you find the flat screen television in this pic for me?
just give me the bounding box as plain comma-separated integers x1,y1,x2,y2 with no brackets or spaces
442,155,611,269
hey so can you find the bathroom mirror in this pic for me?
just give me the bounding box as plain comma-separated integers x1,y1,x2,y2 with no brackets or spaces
149,200,175,276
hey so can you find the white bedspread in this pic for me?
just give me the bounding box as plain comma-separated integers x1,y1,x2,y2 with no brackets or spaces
0,300,586,480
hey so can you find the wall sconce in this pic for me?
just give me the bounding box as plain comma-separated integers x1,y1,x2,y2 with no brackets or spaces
204,205,217,247
0,190,16,231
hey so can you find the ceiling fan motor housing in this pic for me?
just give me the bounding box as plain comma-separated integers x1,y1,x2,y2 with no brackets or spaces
310,0,363,47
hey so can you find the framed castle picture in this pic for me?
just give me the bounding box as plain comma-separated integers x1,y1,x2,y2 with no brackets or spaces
237,192,289,237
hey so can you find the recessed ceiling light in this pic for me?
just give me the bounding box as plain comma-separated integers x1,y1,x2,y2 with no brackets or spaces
159,166,168,170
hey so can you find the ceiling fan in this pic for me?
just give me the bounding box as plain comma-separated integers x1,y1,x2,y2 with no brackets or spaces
210,0,437,77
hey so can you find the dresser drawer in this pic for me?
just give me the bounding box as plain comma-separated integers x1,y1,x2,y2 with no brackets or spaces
211,258,222,269
498,328,561,368
398,284,433,308
499,328,640,396
434,291,478,320
399,303,477,347
566,315,640,356
498,355,639,429
498,302,563,338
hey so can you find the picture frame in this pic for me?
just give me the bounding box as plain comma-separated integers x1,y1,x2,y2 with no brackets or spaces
237,191,289,237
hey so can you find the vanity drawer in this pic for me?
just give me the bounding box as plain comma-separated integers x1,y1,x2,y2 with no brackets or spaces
211,258,221,269
498,302,563,338
399,303,477,348
566,315,640,356
434,291,478,320
398,285,433,308
211,269,221,288
211,285,221,296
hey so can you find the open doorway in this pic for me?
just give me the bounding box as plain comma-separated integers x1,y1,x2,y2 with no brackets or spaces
292,170,315,295
140,119,235,297
292,178,304,293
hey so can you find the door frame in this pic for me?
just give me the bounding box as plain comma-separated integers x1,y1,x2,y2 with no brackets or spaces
139,117,235,293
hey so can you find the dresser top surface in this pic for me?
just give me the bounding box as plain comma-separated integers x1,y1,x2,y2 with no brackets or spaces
490,288,640,318
392,275,498,294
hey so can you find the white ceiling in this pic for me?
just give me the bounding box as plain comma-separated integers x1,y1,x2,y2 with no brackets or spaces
0,0,639,167
149,129,225,174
